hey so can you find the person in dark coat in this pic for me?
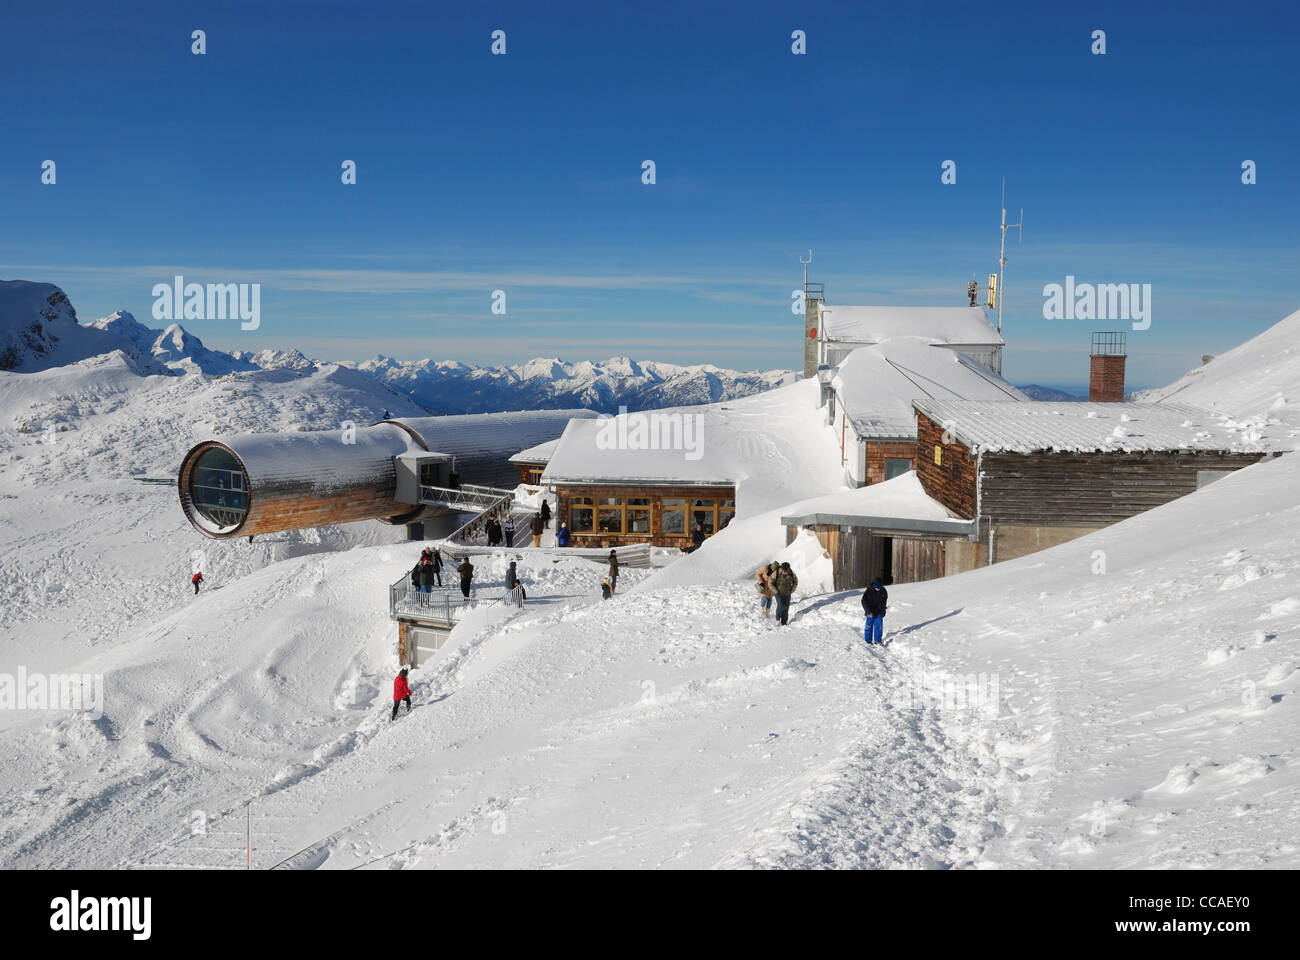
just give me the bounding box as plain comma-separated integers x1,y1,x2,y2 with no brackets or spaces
540,499,551,528
430,547,442,586
457,557,474,598
689,521,706,553
506,560,517,594
391,668,411,720
862,578,888,645
511,578,526,607
600,577,612,600
530,513,544,547
608,550,619,594
772,562,798,626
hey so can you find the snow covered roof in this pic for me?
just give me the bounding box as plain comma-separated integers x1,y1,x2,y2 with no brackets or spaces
780,471,975,535
509,437,561,464
911,399,1295,455
539,381,848,514
833,338,1026,439
820,305,1003,346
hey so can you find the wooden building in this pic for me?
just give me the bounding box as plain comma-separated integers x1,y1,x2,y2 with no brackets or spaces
534,411,742,550
911,398,1290,573
508,437,558,485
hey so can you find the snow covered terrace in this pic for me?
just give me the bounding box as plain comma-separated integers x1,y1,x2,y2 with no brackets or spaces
911,399,1295,455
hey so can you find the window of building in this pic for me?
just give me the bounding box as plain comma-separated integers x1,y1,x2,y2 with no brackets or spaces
626,498,651,535
662,498,687,535
884,458,913,480
188,446,249,531
569,496,594,532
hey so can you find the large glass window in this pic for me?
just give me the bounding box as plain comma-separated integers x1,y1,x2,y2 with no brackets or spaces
569,497,594,532
188,447,248,531
597,496,623,533
662,498,686,535
627,498,651,535
692,499,716,535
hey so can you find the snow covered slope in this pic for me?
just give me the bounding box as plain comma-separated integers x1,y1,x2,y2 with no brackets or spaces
1138,306,1300,433
4,446,1296,869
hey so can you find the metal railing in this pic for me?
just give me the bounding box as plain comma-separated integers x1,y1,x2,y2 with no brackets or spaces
389,580,484,624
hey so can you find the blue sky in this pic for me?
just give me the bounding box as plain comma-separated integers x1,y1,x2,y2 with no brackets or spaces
2,0,1297,391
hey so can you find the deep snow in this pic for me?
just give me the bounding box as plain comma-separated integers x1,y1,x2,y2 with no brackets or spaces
2,297,1299,869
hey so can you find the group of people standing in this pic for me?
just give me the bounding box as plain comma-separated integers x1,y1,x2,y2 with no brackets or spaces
485,513,516,547
754,562,889,642
754,561,799,626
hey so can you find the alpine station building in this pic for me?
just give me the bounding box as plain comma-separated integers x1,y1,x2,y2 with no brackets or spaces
539,413,736,549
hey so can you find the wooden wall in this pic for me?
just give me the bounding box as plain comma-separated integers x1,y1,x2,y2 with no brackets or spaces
915,412,978,519
980,451,1268,525
797,524,946,589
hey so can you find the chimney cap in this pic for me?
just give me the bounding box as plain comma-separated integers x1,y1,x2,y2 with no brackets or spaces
1090,331,1127,357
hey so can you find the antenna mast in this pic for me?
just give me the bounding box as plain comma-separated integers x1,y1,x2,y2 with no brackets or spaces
996,178,1023,337
800,249,812,297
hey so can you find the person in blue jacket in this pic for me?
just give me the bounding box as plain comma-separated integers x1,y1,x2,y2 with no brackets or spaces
862,578,887,644
556,522,571,547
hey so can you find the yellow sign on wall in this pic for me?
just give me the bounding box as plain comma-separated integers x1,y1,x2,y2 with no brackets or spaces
934,444,942,466
987,273,998,309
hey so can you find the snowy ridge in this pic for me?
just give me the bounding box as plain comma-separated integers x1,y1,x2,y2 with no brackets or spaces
1137,306,1300,434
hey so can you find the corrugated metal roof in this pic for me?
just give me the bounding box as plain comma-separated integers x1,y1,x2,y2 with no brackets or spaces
911,399,1293,454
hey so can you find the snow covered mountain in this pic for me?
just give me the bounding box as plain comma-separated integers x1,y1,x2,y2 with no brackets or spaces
354,354,800,415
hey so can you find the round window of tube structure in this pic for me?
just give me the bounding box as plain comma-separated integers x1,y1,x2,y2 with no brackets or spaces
187,446,250,533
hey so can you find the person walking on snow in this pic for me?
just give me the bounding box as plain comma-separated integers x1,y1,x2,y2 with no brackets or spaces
506,559,517,594
755,562,775,617
608,550,619,594
391,668,412,720
430,547,442,586
540,499,551,529
772,562,798,626
457,557,475,598
503,514,516,546
191,571,204,595
530,513,544,547
862,578,888,645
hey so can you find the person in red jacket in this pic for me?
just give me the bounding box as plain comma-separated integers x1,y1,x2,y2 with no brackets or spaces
191,571,204,595
391,668,412,720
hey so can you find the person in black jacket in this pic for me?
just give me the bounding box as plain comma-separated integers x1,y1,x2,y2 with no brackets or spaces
687,521,706,553
862,578,888,645
540,499,552,529
457,557,475,598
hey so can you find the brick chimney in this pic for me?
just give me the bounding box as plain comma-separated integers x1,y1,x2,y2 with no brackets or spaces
1089,331,1126,402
